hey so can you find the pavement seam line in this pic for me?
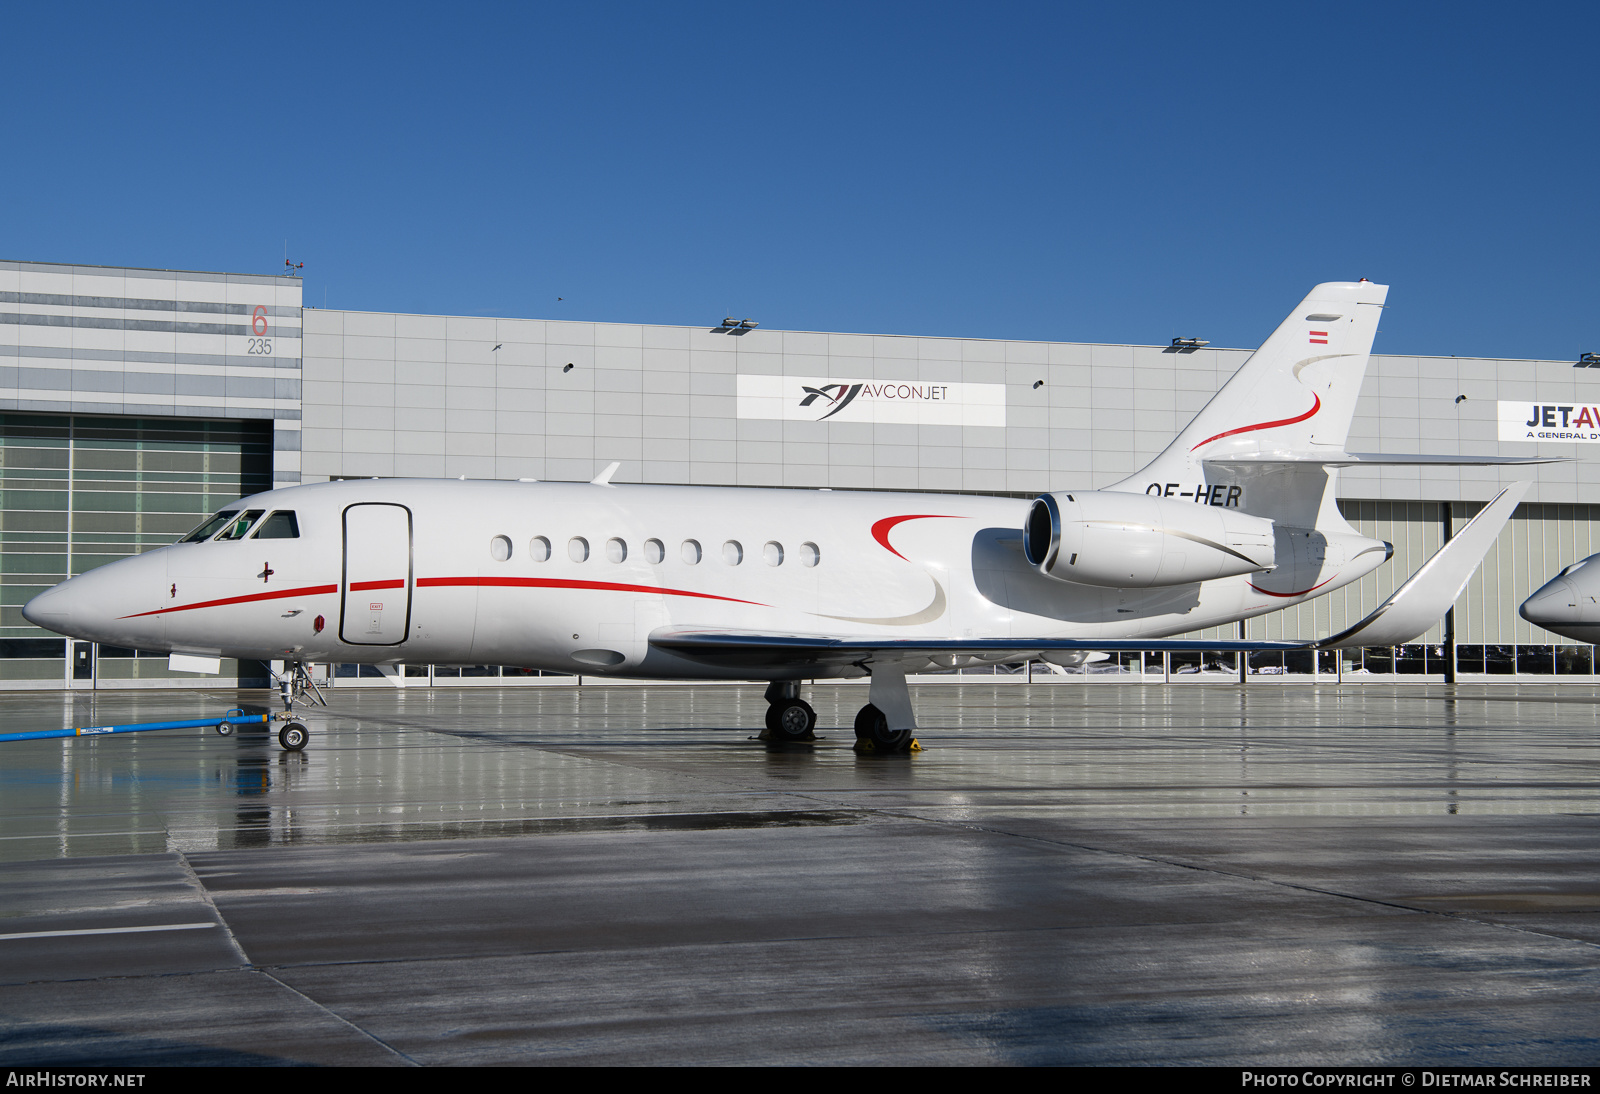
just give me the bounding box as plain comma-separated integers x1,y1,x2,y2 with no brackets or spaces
256,968,422,1066
173,849,252,967
863,808,1600,955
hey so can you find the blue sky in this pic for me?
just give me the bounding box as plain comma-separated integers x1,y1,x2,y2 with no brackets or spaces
3,2,1595,358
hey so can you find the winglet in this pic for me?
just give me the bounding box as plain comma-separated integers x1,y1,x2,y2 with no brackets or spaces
591,461,621,486
1317,481,1530,649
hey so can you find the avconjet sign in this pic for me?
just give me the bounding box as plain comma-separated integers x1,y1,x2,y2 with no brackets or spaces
736,374,1006,427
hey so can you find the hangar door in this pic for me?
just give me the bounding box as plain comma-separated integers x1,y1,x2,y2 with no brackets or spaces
341,503,413,646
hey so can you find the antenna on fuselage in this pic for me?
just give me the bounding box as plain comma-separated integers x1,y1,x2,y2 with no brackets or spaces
590,461,621,487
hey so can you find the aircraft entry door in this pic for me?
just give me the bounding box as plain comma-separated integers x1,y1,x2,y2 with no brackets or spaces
341,503,413,646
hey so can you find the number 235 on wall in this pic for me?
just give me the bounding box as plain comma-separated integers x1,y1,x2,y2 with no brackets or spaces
247,305,271,355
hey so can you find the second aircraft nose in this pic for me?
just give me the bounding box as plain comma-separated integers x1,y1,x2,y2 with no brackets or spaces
1519,580,1575,625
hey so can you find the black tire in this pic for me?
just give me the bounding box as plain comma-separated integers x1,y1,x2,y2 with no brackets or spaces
853,703,886,738
215,722,234,737
278,722,308,752
853,704,912,749
767,699,816,740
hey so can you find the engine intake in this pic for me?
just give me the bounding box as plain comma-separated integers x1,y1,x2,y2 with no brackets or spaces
1023,490,1276,589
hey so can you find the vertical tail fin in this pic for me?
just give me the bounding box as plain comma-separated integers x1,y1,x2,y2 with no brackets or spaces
1114,281,1387,479
1109,280,1388,529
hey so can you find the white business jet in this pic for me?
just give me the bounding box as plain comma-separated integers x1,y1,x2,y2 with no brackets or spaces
1521,556,1600,643
22,282,1558,751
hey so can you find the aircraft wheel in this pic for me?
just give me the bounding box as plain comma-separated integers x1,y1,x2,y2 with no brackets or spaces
214,721,234,737
278,722,309,752
766,699,816,740
854,704,912,750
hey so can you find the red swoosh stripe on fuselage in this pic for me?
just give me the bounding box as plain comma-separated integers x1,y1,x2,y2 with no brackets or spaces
1190,393,1321,451
871,514,963,561
416,576,766,605
120,584,339,619
1249,574,1338,598
121,576,765,620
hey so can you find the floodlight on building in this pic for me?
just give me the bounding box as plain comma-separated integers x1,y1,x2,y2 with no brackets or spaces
721,317,738,328
739,319,759,329
1577,353,1599,368
1171,337,1209,350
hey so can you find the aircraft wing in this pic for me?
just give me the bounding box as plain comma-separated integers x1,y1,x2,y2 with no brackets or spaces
1314,481,1530,648
654,483,1531,669
650,630,1306,671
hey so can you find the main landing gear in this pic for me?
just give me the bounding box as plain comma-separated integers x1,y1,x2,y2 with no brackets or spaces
852,666,920,753
761,681,817,742
852,703,916,752
758,671,922,752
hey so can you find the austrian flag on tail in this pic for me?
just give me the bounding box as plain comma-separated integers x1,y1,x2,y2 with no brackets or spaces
1309,330,1329,345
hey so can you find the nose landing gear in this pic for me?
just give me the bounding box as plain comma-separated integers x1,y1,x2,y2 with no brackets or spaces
270,661,325,752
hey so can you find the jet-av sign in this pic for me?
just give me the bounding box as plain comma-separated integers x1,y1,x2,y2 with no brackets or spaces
1499,402,1600,443
736,374,1006,427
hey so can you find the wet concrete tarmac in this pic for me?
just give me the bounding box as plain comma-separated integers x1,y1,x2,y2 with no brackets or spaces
2,682,1599,1065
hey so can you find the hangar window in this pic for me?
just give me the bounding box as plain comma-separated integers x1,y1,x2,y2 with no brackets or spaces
568,537,589,563
530,536,551,562
490,535,513,562
799,542,820,567
723,540,743,566
216,510,265,541
681,539,702,565
644,538,665,564
252,511,300,539
606,537,627,563
763,541,783,566
182,510,239,543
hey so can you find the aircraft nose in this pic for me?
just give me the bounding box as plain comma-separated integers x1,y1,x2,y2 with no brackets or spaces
21,582,75,633
1520,578,1576,625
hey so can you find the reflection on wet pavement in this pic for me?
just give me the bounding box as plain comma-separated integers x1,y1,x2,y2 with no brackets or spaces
2,683,1599,860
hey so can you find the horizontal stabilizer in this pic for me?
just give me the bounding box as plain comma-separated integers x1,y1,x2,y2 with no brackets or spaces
1314,481,1530,649
1205,452,1568,468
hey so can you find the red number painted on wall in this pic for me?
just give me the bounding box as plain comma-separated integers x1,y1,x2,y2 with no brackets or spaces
252,306,268,335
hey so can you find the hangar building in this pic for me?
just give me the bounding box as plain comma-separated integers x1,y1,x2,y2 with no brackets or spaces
2,259,1594,689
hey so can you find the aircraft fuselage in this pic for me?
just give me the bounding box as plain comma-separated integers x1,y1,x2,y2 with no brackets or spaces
24,478,1389,679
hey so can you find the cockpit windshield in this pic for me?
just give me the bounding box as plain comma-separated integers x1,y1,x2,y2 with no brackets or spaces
216,510,266,541
252,511,300,539
182,511,239,543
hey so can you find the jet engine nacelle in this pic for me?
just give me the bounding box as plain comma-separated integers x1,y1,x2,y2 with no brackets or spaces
1023,490,1277,589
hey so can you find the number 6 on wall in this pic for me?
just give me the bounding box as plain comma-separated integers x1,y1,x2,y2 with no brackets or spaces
252,305,268,336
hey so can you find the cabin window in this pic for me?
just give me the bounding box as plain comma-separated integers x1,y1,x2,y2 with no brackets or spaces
216,510,265,541
606,537,627,563
490,535,513,562
644,538,665,564
799,542,820,567
252,511,300,539
763,541,784,566
568,537,589,563
182,511,238,543
722,540,743,566
530,536,551,562
681,539,701,565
